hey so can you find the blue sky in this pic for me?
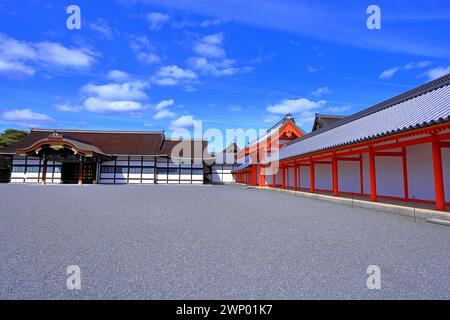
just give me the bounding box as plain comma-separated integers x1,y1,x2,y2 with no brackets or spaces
1,0,450,150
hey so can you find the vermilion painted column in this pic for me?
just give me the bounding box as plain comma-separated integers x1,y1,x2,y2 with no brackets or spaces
41,159,48,185
293,165,298,191
432,135,446,211
332,156,338,196
252,165,257,186
310,160,315,193
402,147,409,201
359,154,364,194
259,167,265,187
281,166,286,189
369,145,377,201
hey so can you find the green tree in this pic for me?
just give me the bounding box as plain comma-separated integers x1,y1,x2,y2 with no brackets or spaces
0,129,28,148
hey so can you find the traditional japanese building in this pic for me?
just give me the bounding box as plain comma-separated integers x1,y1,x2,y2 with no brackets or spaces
233,74,450,212
0,129,209,184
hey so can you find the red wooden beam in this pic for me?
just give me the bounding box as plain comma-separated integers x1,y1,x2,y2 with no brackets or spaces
375,151,403,157
441,141,450,148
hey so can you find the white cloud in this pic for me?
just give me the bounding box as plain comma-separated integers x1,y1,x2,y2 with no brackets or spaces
189,57,241,76
153,109,176,120
311,86,331,97
155,99,175,110
89,19,114,39
425,66,450,80
379,61,433,80
379,67,401,80
129,35,160,65
82,81,149,113
82,81,149,101
0,57,35,76
55,104,82,113
193,33,225,58
152,65,197,86
107,70,129,81
189,34,251,78
136,52,160,64
307,65,322,73
228,104,243,112
1,108,52,121
199,18,226,28
35,42,95,68
84,98,145,113
326,105,352,114
170,115,196,130
0,33,96,77
266,98,326,114
147,12,170,30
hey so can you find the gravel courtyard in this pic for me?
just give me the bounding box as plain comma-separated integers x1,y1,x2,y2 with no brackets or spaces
0,184,449,299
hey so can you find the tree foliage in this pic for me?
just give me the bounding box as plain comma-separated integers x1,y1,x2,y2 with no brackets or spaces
0,129,28,148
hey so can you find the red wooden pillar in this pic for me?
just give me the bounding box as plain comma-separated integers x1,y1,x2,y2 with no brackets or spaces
402,147,409,201
281,166,286,189
359,154,364,194
293,165,298,191
272,173,276,188
251,165,257,186
432,135,446,211
298,164,301,190
332,156,338,196
259,167,266,187
310,160,315,193
78,158,84,185
369,145,377,201
41,159,48,185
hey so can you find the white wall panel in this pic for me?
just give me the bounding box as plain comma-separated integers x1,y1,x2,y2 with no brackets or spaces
407,143,435,201
338,161,361,193
299,166,310,189
376,156,404,198
315,164,332,191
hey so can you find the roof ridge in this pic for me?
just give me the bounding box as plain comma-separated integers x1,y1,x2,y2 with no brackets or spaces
31,128,165,134
287,73,450,146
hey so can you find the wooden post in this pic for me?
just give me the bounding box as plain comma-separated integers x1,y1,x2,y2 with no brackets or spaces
281,166,286,189
402,147,409,201
332,156,338,196
359,154,364,195
251,165,257,186
78,158,84,185
293,165,298,191
369,145,377,201
310,160,315,193
432,135,445,211
41,159,48,185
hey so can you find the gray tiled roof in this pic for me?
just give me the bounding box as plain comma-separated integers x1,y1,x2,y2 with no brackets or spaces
277,74,450,162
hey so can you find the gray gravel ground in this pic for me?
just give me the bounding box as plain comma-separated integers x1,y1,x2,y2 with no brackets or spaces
0,184,449,299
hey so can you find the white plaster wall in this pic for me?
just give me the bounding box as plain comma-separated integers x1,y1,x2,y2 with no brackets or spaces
338,161,361,193
375,156,404,198
299,166,310,189
315,164,332,191
407,143,435,201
